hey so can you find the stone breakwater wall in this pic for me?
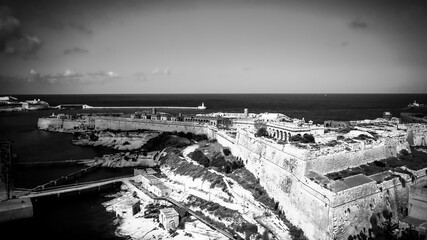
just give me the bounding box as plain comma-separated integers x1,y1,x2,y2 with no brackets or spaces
231,129,426,240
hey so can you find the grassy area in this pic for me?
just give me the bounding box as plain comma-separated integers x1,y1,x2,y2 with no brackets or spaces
159,149,227,190
326,147,427,181
186,195,258,239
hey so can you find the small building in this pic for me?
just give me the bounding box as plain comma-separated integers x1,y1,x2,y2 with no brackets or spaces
159,208,179,231
383,112,392,120
140,174,161,189
113,199,141,218
150,182,172,197
160,115,169,121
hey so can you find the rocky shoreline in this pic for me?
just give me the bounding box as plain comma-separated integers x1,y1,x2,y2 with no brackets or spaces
73,131,160,151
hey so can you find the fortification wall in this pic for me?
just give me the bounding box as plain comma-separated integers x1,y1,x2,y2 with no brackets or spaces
231,129,424,240
233,129,334,240
94,118,216,138
330,174,417,239
37,118,63,130
306,137,410,175
215,130,237,152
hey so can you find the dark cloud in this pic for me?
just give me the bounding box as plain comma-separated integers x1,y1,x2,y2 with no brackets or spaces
349,19,367,29
69,22,92,35
64,46,89,55
0,5,43,56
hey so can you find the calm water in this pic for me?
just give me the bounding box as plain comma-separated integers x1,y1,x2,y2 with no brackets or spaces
1,93,426,239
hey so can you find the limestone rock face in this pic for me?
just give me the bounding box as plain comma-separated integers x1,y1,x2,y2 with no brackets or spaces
73,131,160,150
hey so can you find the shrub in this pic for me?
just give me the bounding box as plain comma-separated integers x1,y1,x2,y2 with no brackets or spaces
223,148,231,156
303,133,315,143
290,134,302,142
255,127,269,138
400,149,409,156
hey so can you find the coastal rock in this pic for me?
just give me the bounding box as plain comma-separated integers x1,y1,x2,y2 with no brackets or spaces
74,131,160,151
93,151,159,168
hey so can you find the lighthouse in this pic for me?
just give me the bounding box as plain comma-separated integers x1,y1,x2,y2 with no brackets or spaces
197,102,206,110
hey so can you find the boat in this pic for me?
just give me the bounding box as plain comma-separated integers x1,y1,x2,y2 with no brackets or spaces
407,101,425,109
197,102,207,110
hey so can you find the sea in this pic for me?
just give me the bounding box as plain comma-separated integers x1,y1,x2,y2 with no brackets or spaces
0,93,426,239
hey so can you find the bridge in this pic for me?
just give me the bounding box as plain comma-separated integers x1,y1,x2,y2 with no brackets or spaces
20,175,133,198
12,159,96,167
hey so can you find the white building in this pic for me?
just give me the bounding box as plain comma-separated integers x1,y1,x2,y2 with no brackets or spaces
159,208,179,230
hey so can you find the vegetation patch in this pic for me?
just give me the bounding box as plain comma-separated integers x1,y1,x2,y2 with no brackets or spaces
186,195,258,239
142,131,207,151
189,149,244,174
159,149,227,190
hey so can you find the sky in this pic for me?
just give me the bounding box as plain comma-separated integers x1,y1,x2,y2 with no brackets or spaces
0,0,427,94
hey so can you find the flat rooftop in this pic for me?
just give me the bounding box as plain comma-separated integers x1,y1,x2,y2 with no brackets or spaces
329,174,374,192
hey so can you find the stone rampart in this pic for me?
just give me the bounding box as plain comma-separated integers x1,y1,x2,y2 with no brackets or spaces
37,118,63,129
215,130,237,152
306,137,410,175
94,118,216,138
231,128,425,240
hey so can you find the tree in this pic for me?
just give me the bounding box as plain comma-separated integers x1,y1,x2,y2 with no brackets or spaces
255,127,269,137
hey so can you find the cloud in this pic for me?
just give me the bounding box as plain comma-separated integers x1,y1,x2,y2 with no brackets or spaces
4,35,42,55
0,6,43,56
151,67,171,75
64,46,89,55
68,22,92,35
349,19,368,29
26,69,120,85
